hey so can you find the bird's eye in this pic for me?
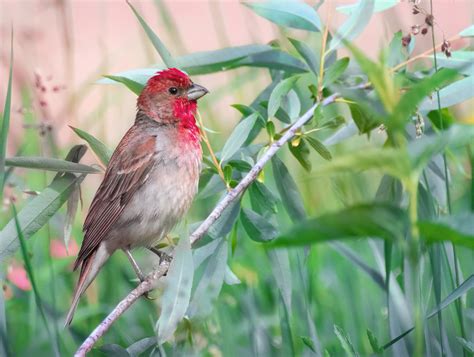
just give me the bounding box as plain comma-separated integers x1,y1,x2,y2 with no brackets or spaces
168,87,178,95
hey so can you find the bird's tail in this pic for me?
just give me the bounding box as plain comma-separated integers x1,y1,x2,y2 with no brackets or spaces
64,245,110,327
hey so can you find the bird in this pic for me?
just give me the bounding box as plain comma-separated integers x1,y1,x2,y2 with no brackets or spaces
65,68,208,326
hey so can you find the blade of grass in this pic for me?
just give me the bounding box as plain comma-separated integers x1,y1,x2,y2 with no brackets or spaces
12,204,59,356
429,1,466,350
0,30,14,200
127,0,177,67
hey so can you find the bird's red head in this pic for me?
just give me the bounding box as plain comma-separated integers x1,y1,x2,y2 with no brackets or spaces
137,68,208,127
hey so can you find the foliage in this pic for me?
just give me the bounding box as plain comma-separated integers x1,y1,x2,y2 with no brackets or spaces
1,1,473,356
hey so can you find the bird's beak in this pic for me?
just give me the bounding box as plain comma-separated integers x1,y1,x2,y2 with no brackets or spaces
187,83,209,101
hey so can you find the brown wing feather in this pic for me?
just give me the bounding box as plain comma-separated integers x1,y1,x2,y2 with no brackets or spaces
73,128,157,270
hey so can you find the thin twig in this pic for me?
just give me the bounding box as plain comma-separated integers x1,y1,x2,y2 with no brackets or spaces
74,93,339,356
195,110,228,190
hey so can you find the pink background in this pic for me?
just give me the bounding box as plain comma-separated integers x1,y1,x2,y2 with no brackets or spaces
1,0,473,155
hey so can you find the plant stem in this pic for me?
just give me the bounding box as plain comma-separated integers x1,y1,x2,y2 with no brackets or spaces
317,7,332,101
195,110,229,190
429,1,467,350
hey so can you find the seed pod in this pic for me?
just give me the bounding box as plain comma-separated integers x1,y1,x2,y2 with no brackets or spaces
421,28,428,35
425,14,434,27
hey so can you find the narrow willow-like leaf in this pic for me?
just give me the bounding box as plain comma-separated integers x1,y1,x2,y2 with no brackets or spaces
187,239,227,317
419,213,474,249
268,249,292,312
337,0,397,14
70,126,113,166
459,24,474,37
430,51,474,76
268,76,300,118
0,173,85,262
289,37,319,75
126,337,157,356
220,113,259,163
127,0,176,67
0,31,13,197
240,208,278,242
394,68,458,126
273,204,407,247
5,157,99,174
244,0,321,32
329,0,375,51
323,57,349,87
419,76,474,111
63,182,80,252
271,155,306,222
103,75,144,96
248,180,278,215
157,236,193,343
306,136,332,161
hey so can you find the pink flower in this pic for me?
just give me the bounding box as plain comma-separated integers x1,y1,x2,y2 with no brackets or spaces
7,263,31,291
50,239,79,258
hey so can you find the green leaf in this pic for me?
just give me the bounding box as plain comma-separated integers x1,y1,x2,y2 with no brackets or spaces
289,37,319,75
207,199,241,239
427,108,455,130
220,113,259,163
240,208,278,242
268,76,300,118
70,126,113,166
5,157,99,174
0,31,13,198
323,57,349,86
12,205,58,354
103,75,144,95
101,45,308,89
126,337,157,356
337,0,397,14
459,24,474,37
408,124,474,171
457,337,474,354
430,51,474,76
271,155,306,222
127,0,176,67
419,76,474,111
244,0,321,32
367,329,382,353
383,275,474,350
248,181,278,215
393,68,458,126
268,249,292,312
157,235,194,343
301,336,317,352
329,0,375,51
288,138,312,171
419,213,474,249
187,239,227,317
348,103,381,134
334,324,360,357
305,136,332,161
273,203,407,247
0,148,87,262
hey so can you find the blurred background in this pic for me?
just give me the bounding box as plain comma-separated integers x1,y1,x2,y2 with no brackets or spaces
0,0,473,356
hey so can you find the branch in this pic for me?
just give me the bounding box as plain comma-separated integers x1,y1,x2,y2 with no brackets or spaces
74,93,339,356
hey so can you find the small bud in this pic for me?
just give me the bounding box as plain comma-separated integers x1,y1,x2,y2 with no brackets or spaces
39,100,47,107
402,34,412,47
425,14,434,27
421,27,428,35
412,7,420,15
445,49,452,58
411,25,420,35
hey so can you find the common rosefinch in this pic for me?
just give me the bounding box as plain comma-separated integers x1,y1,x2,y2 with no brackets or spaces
65,68,208,326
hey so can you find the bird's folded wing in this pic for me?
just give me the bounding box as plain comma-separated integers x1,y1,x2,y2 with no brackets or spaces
74,130,157,270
